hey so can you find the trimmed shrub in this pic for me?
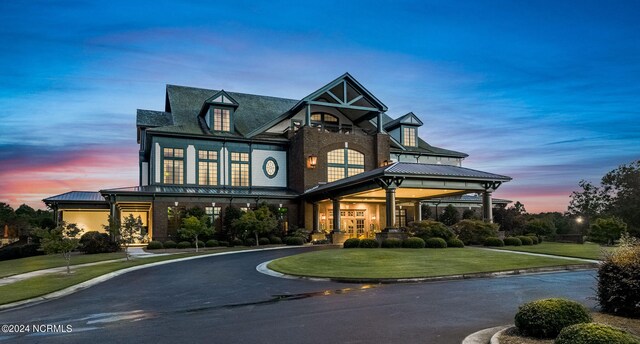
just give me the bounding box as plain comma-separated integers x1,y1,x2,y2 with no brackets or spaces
284,236,304,246
504,237,522,246
425,237,447,248
177,241,191,249
446,238,465,248
451,220,499,245
402,237,426,249
231,238,244,247
381,238,403,248
359,238,379,248
0,243,45,261
244,238,256,246
259,237,270,246
218,240,229,247
483,237,504,247
79,231,119,254
528,235,539,245
514,298,592,338
205,239,219,247
343,238,361,248
312,239,330,244
192,240,206,248
146,241,163,250
410,220,455,240
555,323,639,344
597,234,640,317
268,236,283,245
518,236,534,245
163,240,177,249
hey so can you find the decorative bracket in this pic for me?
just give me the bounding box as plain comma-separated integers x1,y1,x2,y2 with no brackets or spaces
481,181,502,191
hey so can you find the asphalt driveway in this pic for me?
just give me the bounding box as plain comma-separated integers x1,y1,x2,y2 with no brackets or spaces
0,246,597,343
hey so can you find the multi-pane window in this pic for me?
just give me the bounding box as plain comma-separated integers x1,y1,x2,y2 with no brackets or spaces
403,127,417,147
327,148,365,182
163,148,184,184
311,112,339,131
231,152,249,186
212,108,231,132
205,206,221,224
396,209,407,227
198,150,218,186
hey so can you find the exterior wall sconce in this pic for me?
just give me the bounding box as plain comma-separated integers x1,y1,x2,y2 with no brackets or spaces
371,216,376,221
174,201,179,207
246,202,251,209
380,160,391,167
211,202,216,207
307,155,318,169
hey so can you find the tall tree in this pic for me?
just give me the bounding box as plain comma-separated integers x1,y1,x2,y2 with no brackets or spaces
493,202,527,234
440,205,460,226
601,160,640,235
567,180,609,227
589,217,627,245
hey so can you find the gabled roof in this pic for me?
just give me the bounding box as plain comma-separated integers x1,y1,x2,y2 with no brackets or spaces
300,72,387,111
136,109,173,128
205,90,239,107
383,112,423,130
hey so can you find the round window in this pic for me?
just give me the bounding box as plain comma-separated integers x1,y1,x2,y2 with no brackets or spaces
263,157,279,179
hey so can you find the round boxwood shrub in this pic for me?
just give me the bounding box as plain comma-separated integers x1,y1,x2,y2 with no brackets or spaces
205,239,219,247
259,237,270,246
359,238,379,248
514,298,592,338
284,236,304,246
403,237,426,249
146,241,164,250
192,240,205,248
79,231,119,254
528,235,539,245
483,237,504,247
163,240,177,249
269,236,283,245
504,237,522,246
381,238,403,248
518,236,534,245
177,241,191,249
555,323,638,344
218,240,229,247
343,238,360,248
425,237,447,248
244,238,256,246
446,238,465,248
231,238,244,247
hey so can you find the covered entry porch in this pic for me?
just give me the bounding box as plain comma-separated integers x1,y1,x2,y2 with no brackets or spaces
303,162,511,243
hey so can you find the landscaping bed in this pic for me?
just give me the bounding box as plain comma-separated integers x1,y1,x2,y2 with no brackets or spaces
267,247,590,279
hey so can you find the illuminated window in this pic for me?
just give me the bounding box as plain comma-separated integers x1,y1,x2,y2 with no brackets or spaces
311,112,339,131
396,209,407,227
327,148,365,182
205,206,221,223
403,127,417,147
163,148,184,184
231,152,249,186
198,150,218,186
212,108,231,132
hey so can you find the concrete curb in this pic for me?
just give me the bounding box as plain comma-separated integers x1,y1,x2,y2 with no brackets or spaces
489,326,514,344
462,325,511,344
0,245,303,312
257,262,598,284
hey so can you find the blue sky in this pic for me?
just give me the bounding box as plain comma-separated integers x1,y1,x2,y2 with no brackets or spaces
1,0,638,212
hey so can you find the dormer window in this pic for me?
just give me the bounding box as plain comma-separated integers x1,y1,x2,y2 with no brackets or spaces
403,127,417,147
212,108,231,132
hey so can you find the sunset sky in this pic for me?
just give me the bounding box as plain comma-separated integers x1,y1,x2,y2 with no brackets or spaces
1,1,638,213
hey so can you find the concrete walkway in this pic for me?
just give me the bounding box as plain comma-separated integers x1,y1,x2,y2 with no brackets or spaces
0,248,171,287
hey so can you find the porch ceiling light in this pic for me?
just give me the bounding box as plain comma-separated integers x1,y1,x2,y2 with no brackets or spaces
307,155,318,169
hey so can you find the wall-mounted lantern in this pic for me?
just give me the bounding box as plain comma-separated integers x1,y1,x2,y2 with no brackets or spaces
307,155,318,169
211,202,216,207
174,201,179,207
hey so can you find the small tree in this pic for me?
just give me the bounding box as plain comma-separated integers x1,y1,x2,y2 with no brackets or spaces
121,214,144,260
37,222,82,274
462,209,480,220
589,217,627,245
232,206,277,245
178,215,213,252
440,205,460,226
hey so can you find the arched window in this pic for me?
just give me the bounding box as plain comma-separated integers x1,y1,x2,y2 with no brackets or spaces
311,112,339,132
327,148,365,182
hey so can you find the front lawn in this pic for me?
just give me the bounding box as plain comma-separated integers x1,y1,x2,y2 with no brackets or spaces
0,252,128,278
496,242,613,260
267,247,590,279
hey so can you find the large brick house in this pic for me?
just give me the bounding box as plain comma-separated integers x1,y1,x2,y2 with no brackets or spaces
44,73,511,243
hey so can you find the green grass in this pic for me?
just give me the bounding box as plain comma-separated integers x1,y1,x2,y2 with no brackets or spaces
267,247,590,279
0,246,256,305
496,242,613,260
0,252,128,278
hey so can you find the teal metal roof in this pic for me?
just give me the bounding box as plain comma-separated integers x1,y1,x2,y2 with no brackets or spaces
43,191,106,203
101,185,299,198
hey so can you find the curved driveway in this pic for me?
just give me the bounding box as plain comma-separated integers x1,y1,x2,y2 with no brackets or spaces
0,246,596,343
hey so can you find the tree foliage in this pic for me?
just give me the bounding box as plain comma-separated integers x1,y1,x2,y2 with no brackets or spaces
525,219,556,237
589,217,628,245
232,206,277,245
178,215,213,252
440,204,460,226
37,222,82,273
493,202,527,234
121,214,144,260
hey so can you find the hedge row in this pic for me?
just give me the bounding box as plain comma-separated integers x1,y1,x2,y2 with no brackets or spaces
343,237,465,249
147,236,289,249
